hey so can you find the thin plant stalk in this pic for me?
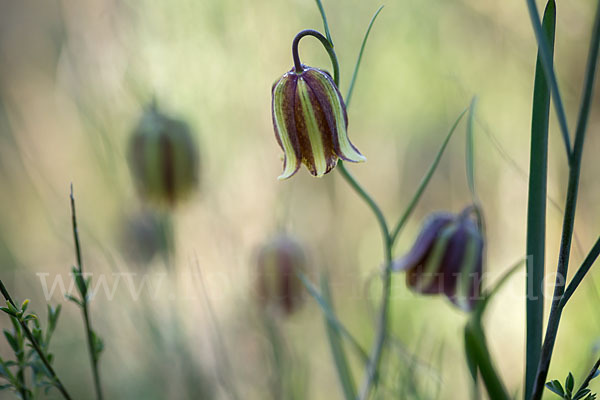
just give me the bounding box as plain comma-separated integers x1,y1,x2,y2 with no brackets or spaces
0,280,73,400
70,187,104,400
559,236,600,308
291,28,393,399
530,0,600,398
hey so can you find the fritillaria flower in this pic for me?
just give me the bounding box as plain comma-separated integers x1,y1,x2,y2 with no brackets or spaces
392,206,484,311
271,64,365,179
256,235,306,315
128,104,199,207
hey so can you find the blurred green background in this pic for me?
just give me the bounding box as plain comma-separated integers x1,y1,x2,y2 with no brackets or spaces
0,0,599,398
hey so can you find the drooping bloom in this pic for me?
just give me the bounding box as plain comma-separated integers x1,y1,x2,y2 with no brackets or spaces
256,235,306,315
271,65,366,179
120,210,168,265
392,207,484,311
128,104,199,207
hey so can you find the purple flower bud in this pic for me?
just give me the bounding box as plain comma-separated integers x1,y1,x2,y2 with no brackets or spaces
256,235,306,315
271,65,365,179
392,207,484,311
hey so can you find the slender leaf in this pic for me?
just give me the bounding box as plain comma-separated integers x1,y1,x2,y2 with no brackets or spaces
390,108,468,244
560,236,600,308
545,380,564,397
314,0,333,46
345,5,384,107
320,273,357,400
464,320,510,400
474,258,526,322
466,97,478,200
525,2,556,397
297,271,369,364
525,0,571,158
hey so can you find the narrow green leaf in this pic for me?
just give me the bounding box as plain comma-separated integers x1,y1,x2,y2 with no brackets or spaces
566,372,575,396
390,108,468,245
64,295,82,307
345,5,384,107
320,273,357,400
575,389,592,400
464,320,510,400
559,222,600,309
464,326,479,398
472,258,526,325
545,380,565,397
466,97,478,200
297,271,369,364
4,331,19,353
314,0,333,46
525,0,571,158
524,2,556,398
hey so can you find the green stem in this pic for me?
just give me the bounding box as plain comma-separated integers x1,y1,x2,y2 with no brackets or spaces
525,2,555,397
530,1,600,398
337,160,392,400
306,25,394,400
559,236,600,308
337,161,389,248
292,30,340,86
70,187,104,400
0,280,73,400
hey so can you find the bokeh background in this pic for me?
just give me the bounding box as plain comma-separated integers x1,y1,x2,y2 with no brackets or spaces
0,0,599,398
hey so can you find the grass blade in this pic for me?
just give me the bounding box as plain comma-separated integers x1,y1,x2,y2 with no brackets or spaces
314,0,333,46
297,271,370,364
466,97,478,201
320,273,358,400
524,2,555,398
464,320,511,400
525,0,571,158
390,108,468,245
345,5,384,108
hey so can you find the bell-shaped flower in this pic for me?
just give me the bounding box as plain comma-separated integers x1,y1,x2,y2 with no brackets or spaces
392,207,484,311
271,65,365,179
256,235,306,315
128,104,200,207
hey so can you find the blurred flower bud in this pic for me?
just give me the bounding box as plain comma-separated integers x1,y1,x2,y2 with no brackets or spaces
120,210,168,265
271,65,365,180
256,235,306,315
128,104,199,207
392,206,484,311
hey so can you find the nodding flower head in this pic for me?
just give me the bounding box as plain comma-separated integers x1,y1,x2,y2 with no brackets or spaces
128,104,199,207
392,206,484,311
271,64,365,180
256,235,307,315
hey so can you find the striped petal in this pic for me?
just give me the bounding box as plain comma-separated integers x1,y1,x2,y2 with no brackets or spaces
295,76,337,177
304,68,366,163
392,213,454,272
408,222,459,294
272,74,301,180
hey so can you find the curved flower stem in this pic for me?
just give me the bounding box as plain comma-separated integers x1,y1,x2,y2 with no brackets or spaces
305,27,393,399
337,161,389,247
337,161,392,400
292,29,340,86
